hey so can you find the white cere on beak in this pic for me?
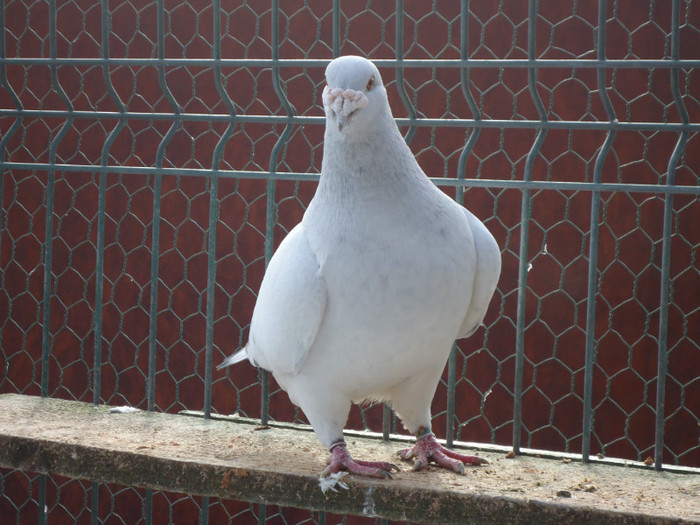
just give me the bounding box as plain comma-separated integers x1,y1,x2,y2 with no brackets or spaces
322,86,369,131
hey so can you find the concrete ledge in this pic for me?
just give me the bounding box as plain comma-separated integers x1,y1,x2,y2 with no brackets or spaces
0,394,697,524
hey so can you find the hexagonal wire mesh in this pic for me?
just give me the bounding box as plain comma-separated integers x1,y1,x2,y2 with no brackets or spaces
0,0,698,523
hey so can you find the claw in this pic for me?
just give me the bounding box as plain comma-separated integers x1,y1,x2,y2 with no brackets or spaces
323,441,399,479
412,458,429,471
398,431,487,473
397,447,415,461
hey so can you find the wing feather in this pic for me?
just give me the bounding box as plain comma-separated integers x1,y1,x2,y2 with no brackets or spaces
458,208,501,338
245,223,327,376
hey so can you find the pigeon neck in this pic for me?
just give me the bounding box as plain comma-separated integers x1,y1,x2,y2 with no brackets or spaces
319,112,419,193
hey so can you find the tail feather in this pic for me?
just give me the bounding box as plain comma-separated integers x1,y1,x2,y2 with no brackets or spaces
217,348,249,370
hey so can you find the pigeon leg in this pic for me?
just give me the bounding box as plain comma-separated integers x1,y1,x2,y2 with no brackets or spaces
397,427,488,474
321,439,399,479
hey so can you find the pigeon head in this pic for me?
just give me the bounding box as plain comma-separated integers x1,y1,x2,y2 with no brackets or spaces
323,56,386,133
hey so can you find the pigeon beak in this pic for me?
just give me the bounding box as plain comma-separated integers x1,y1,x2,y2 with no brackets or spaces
334,109,361,132
323,86,368,134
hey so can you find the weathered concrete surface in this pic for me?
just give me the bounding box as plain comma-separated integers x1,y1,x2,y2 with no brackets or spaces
0,394,697,524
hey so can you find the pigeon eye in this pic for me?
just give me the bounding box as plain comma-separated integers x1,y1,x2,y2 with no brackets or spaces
366,75,375,91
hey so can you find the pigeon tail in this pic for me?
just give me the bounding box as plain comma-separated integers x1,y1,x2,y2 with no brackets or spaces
217,348,249,370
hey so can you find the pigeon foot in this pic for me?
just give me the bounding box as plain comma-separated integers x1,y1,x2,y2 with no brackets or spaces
398,430,488,474
322,441,399,479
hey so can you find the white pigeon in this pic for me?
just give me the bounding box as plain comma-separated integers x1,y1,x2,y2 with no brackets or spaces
219,55,501,478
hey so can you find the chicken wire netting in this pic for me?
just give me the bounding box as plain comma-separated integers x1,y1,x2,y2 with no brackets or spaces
1,0,698,523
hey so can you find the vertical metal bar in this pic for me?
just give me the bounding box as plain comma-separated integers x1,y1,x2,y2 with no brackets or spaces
96,0,127,407
512,0,547,454
92,3,127,523
40,177,54,400
144,491,153,525
264,0,296,428
261,5,279,430
200,497,209,525
148,0,181,414
445,343,458,446
0,0,4,262
260,0,288,515
40,3,74,522
0,0,24,262
90,482,99,525
446,0,481,448
0,0,23,410
332,0,341,58
43,0,74,398
205,0,238,421
146,4,181,523
40,27,53,525
38,475,47,525
204,22,239,525
394,0,417,144
92,179,107,399
655,0,688,471
382,403,392,441
456,0,480,205
582,0,617,463
381,0,417,441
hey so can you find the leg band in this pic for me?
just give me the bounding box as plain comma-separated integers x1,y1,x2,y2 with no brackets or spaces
416,426,433,440
329,438,346,451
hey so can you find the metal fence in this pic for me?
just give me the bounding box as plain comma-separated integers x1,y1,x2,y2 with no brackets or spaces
1,0,698,523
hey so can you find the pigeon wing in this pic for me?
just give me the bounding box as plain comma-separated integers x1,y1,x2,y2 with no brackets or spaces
458,207,501,338
245,223,327,376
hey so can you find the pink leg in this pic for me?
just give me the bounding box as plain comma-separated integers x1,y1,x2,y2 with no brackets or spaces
322,440,399,479
398,428,488,474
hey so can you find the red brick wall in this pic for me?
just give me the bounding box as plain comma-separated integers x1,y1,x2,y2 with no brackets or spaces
1,0,698,472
